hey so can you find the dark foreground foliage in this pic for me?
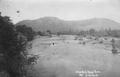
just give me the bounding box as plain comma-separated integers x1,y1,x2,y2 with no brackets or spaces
16,25,36,41
0,14,28,77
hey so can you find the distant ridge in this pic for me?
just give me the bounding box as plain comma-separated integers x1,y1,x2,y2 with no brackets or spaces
16,17,120,33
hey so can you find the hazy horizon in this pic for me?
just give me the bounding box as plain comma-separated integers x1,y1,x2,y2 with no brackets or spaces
0,0,120,24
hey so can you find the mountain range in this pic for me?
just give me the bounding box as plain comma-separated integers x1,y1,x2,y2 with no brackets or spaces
16,17,120,33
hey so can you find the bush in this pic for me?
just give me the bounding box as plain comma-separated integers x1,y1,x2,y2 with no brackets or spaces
16,25,36,41
0,15,28,77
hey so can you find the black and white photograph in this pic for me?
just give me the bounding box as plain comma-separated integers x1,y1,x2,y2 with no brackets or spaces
0,0,120,77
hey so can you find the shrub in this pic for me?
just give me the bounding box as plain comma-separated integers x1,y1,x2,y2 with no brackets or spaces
16,25,36,41
0,15,28,77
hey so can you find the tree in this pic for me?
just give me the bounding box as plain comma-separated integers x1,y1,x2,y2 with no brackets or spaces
37,31,45,36
16,25,36,41
89,29,96,36
46,30,52,37
110,30,120,37
111,39,118,53
57,32,61,36
0,15,28,77
46,30,51,34
78,30,86,36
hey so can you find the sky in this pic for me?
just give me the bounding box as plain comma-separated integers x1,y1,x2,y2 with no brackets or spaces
0,0,120,23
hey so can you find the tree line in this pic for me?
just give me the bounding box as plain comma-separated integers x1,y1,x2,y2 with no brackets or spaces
78,28,120,38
